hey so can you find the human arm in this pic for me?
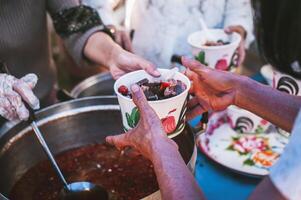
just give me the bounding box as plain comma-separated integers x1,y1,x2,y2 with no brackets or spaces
106,84,204,200
183,57,300,132
223,0,254,66
47,1,158,79
248,177,286,200
83,0,133,52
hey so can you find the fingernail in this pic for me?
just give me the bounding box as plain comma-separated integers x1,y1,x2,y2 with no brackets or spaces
131,84,140,92
153,70,161,77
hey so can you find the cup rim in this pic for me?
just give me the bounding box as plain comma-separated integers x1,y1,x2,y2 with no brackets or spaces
114,68,191,104
187,29,241,50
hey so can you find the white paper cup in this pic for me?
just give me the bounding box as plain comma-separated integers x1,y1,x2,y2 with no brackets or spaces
187,29,241,70
114,69,191,138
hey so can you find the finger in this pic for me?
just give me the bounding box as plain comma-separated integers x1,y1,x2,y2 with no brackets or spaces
225,26,246,39
181,57,211,76
187,97,199,109
121,32,133,52
0,97,18,121
237,45,246,66
224,26,236,34
224,26,241,34
5,91,29,120
21,74,38,89
131,84,155,116
186,105,205,121
13,79,40,110
106,133,130,150
138,60,161,77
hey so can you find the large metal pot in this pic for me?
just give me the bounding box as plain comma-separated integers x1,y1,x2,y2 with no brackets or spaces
0,96,196,199
71,72,115,98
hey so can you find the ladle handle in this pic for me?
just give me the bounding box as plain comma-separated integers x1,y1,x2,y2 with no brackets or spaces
30,121,69,189
0,193,9,200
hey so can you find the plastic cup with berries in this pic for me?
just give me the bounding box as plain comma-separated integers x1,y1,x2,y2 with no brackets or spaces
114,68,191,138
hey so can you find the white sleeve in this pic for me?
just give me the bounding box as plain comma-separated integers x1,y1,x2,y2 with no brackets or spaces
223,0,254,48
82,0,116,25
269,110,301,200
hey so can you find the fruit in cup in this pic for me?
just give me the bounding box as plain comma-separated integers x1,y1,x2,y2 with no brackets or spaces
118,78,187,101
204,39,230,46
118,85,129,96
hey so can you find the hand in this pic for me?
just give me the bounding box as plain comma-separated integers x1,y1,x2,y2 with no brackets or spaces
0,73,39,121
182,57,242,120
109,47,160,79
84,32,160,79
225,25,246,66
106,84,178,160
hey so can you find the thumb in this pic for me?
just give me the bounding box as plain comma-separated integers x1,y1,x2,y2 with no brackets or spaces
224,26,234,34
106,133,130,151
130,84,153,116
181,57,210,76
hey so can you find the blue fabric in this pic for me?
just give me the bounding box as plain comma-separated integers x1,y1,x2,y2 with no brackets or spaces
190,73,266,200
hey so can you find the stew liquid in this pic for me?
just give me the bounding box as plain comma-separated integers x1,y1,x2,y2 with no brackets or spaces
9,143,158,200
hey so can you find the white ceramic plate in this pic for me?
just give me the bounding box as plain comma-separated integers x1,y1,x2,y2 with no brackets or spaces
199,108,289,177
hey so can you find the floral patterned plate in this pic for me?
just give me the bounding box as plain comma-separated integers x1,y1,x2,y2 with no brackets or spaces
199,108,289,177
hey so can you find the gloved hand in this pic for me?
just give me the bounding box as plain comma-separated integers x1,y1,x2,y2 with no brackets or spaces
0,73,39,121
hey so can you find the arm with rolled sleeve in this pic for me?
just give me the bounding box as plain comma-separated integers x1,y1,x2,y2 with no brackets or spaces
46,0,106,66
46,0,159,79
224,0,254,48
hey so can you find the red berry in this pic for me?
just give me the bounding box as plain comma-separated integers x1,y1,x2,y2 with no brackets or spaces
118,85,129,96
160,82,171,90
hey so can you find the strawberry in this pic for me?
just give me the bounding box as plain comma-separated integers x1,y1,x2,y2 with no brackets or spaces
161,116,176,134
215,59,228,71
160,82,171,90
118,85,129,96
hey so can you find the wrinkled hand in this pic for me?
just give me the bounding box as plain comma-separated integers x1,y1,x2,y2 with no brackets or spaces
182,57,241,120
0,73,39,121
225,25,246,66
106,84,177,160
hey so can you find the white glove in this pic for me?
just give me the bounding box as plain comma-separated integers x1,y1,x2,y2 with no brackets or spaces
0,73,39,121
270,110,301,200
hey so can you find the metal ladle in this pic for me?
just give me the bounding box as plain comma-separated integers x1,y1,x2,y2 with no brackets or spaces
0,64,108,200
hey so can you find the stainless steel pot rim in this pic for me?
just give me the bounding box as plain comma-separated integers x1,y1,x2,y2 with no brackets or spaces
71,72,113,97
0,96,119,156
38,95,117,114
